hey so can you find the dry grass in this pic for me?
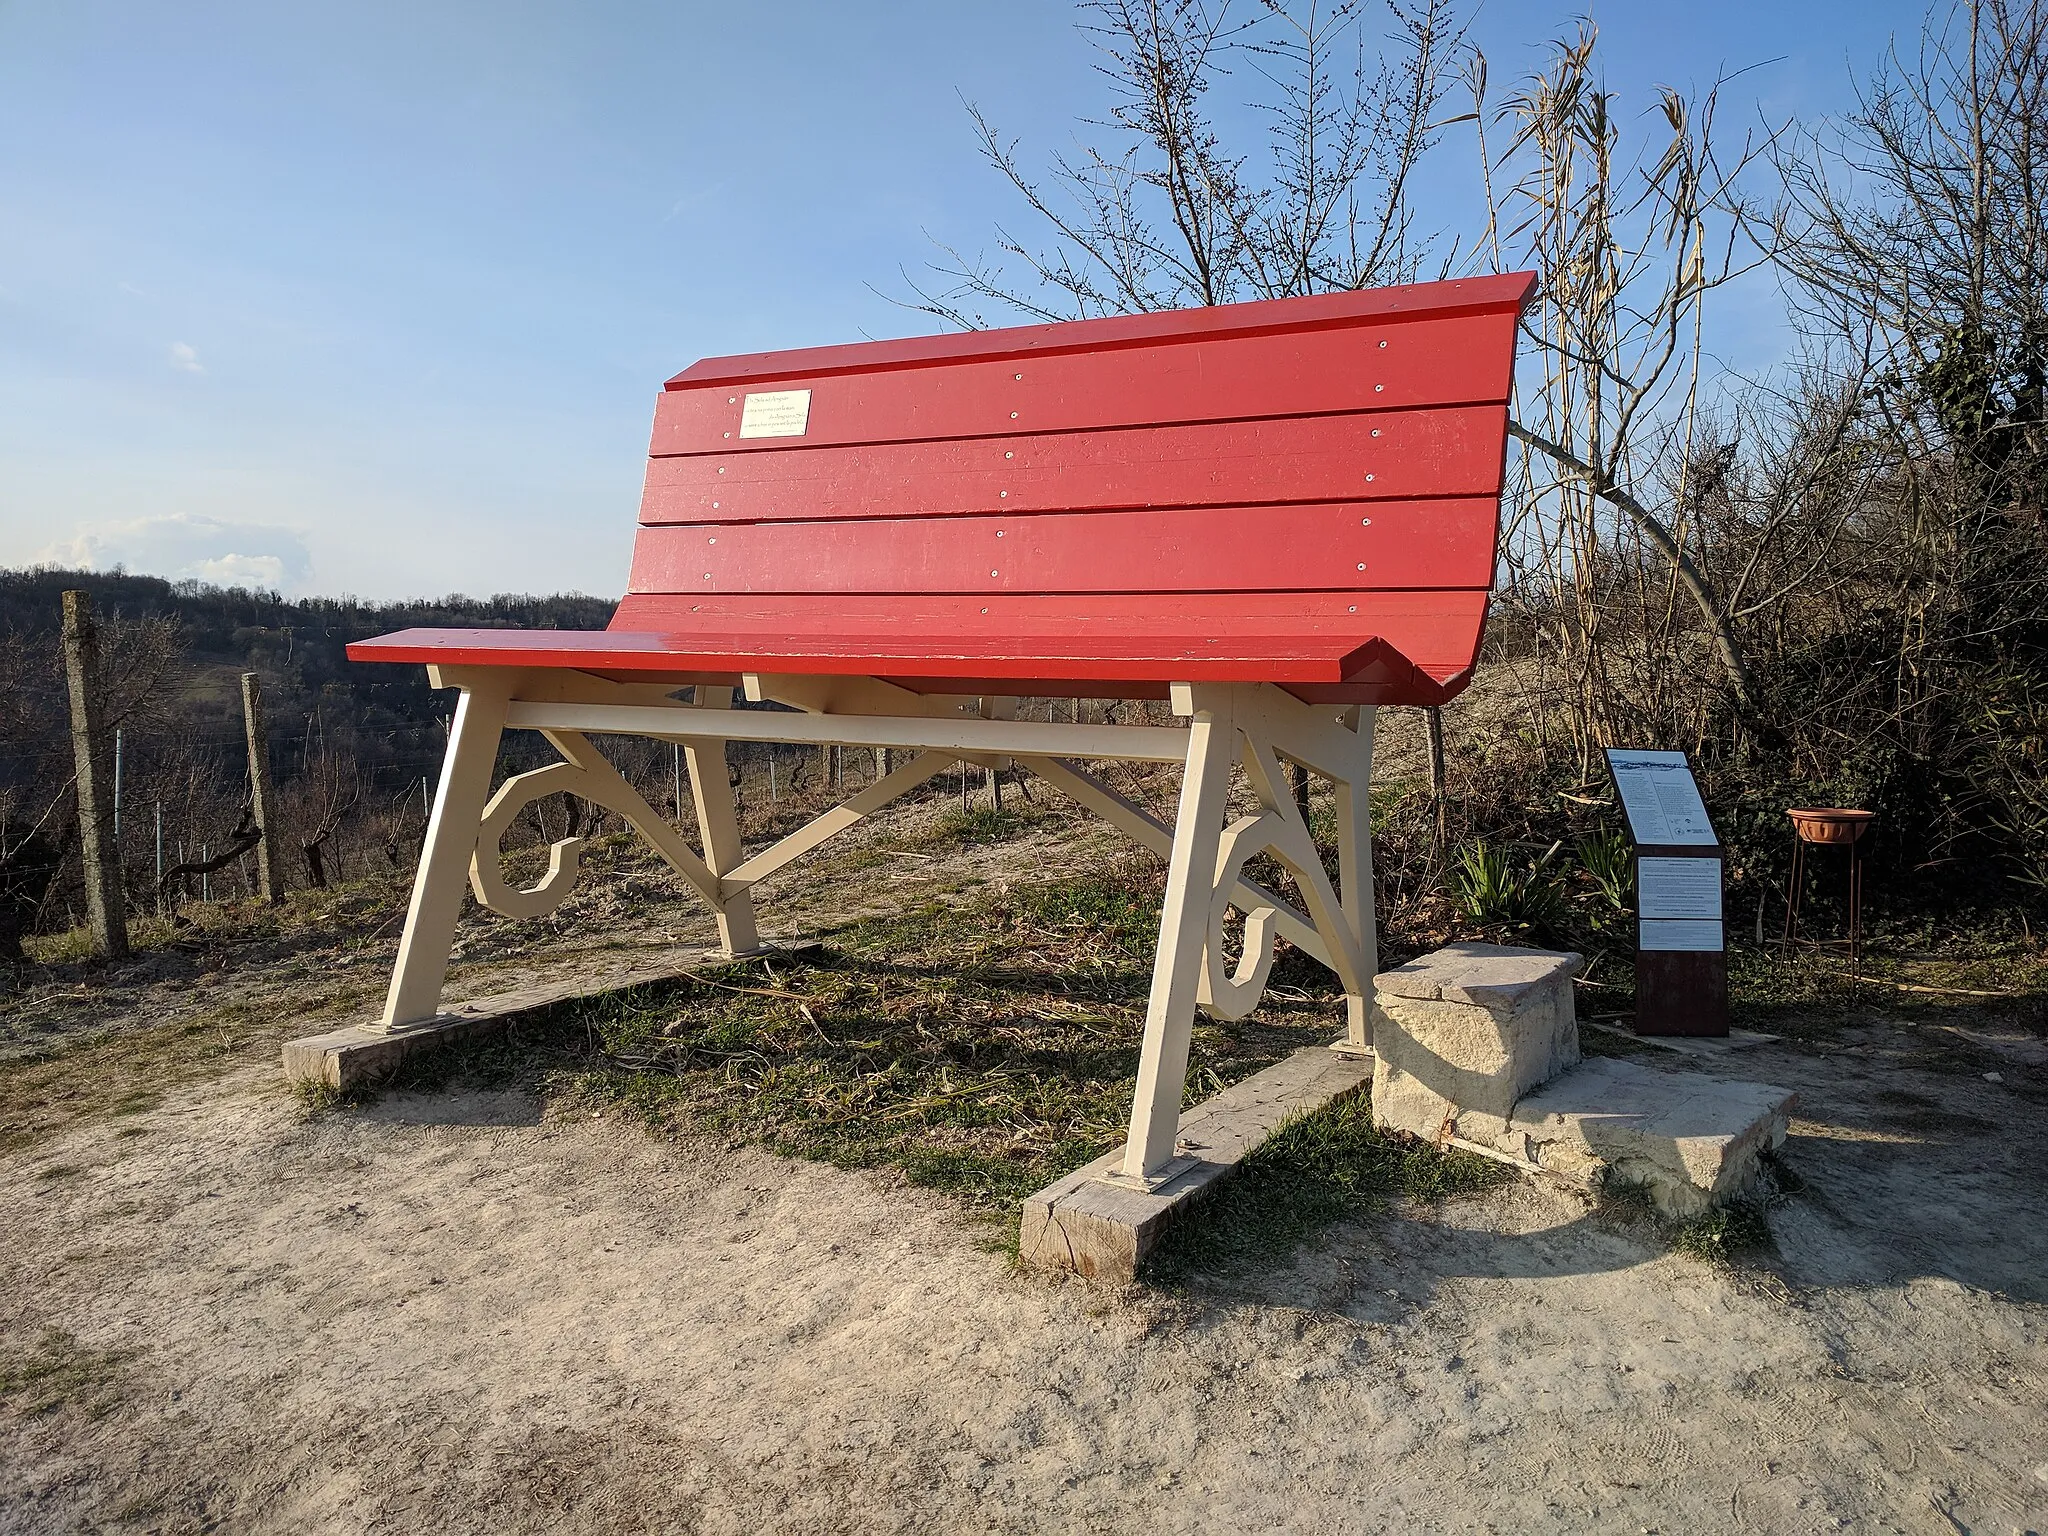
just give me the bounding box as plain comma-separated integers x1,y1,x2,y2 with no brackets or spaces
359,852,1352,1220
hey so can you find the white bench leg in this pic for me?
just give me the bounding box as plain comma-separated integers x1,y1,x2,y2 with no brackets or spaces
685,686,762,956
1336,705,1379,1049
381,678,513,1028
1122,687,1237,1181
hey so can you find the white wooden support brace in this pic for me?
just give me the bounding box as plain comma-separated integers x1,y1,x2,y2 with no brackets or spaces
683,685,761,955
1120,686,1237,1182
376,672,1381,1169
381,675,515,1027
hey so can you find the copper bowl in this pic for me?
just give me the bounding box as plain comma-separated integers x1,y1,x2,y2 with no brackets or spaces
1788,808,1876,845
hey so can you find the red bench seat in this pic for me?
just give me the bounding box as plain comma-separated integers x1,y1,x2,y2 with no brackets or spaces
349,589,1486,703
334,273,1538,1190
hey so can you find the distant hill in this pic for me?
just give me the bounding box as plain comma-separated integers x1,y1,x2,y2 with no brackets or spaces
0,566,617,808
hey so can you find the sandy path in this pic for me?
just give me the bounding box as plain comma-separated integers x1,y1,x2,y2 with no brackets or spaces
3,1015,2045,1535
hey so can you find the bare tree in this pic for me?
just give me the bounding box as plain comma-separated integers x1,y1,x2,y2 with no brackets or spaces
1479,26,1784,750
0,613,183,961
1769,0,2048,877
904,0,1470,326
915,6,1779,735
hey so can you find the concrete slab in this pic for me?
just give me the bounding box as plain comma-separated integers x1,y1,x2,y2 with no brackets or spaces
281,941,809,1092
1493,1056,1797,1218
1582,1019,1780,1058
1372,943,1582,1140
1019,1047,1374,1282
1375,941,1586,1011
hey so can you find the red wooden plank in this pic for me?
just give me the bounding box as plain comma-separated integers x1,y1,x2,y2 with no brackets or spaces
649,311,1519,456
604,588,1483,658
667,272,1537,387
625,498,1496,596
351,623,1355,674
345,587,1488,704
637,407,1506,526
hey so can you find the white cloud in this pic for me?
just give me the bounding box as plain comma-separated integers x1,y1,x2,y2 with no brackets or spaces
193,553,289,588
43,512,313,594
168,341,204,373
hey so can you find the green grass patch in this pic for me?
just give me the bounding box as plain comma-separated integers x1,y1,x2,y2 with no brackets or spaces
924,798,1056,848
1669,1201,1777,1264
1143,1095,1515,1283
0,1328,138,1419
1605,1152,1799,1267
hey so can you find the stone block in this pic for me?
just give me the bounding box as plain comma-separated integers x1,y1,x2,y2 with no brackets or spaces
1020,1047,1373,1281
1370,942,1582,1143
1490,1056,1797,1218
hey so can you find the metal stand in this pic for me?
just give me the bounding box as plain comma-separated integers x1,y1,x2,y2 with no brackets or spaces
1780,813,1872,976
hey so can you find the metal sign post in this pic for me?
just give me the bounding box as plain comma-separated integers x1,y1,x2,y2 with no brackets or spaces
1605,748,1728,1038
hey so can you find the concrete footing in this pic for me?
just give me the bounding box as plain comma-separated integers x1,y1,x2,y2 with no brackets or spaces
1484,1057,1796,1217
1369,944,1797,1219
1370,942,1583,1145
1019,1046,1373,1282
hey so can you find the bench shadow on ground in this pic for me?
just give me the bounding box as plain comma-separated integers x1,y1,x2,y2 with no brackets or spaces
354,1087,548,1130
315,964,2048,1311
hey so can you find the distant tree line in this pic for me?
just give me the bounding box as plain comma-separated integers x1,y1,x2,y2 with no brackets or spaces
0,569,613,958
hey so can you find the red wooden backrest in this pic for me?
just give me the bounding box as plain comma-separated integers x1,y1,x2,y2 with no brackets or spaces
623,274,1530,635
349,275,1533,702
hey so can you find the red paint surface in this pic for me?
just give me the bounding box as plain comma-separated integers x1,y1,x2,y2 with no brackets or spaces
650,312,1518,457
626,499,1496,596
349,590,1487,703
348,274,1535,704
639,408,1504,524
665,273,1534,386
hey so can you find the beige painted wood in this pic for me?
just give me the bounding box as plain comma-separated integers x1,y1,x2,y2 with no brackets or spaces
724,750,955,892
1232,731,1365,996
744,673,980,721
1122,686,1238,1181
502,700,1192,763
1019,755,1333,970
1335,706,1378,1046
1234,683,1377,784
382,675,517,1027
370,667,1386,1176
683,686,760,955
489,672,693,708
544,730,724,903
466,730,723,918
1235,688,1377,1043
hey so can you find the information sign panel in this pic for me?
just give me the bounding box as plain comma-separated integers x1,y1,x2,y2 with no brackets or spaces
1605,747,1728,1037
1639,857,1722,921
1639,919,1724,952
1607,749,1717,847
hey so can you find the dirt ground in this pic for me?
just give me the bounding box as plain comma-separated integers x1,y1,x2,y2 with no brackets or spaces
3,803,2048,1533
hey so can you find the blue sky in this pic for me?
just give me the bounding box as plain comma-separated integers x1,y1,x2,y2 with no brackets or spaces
0,0,1934,601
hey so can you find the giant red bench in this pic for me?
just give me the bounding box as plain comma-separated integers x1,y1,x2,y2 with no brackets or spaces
350,271,1535,1184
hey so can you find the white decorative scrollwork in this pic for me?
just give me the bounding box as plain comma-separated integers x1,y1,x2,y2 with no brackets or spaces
468,731,724,921
1196,754,1360,1020
1199,814,1285,1020
470,763,603,919
468,739,723,919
